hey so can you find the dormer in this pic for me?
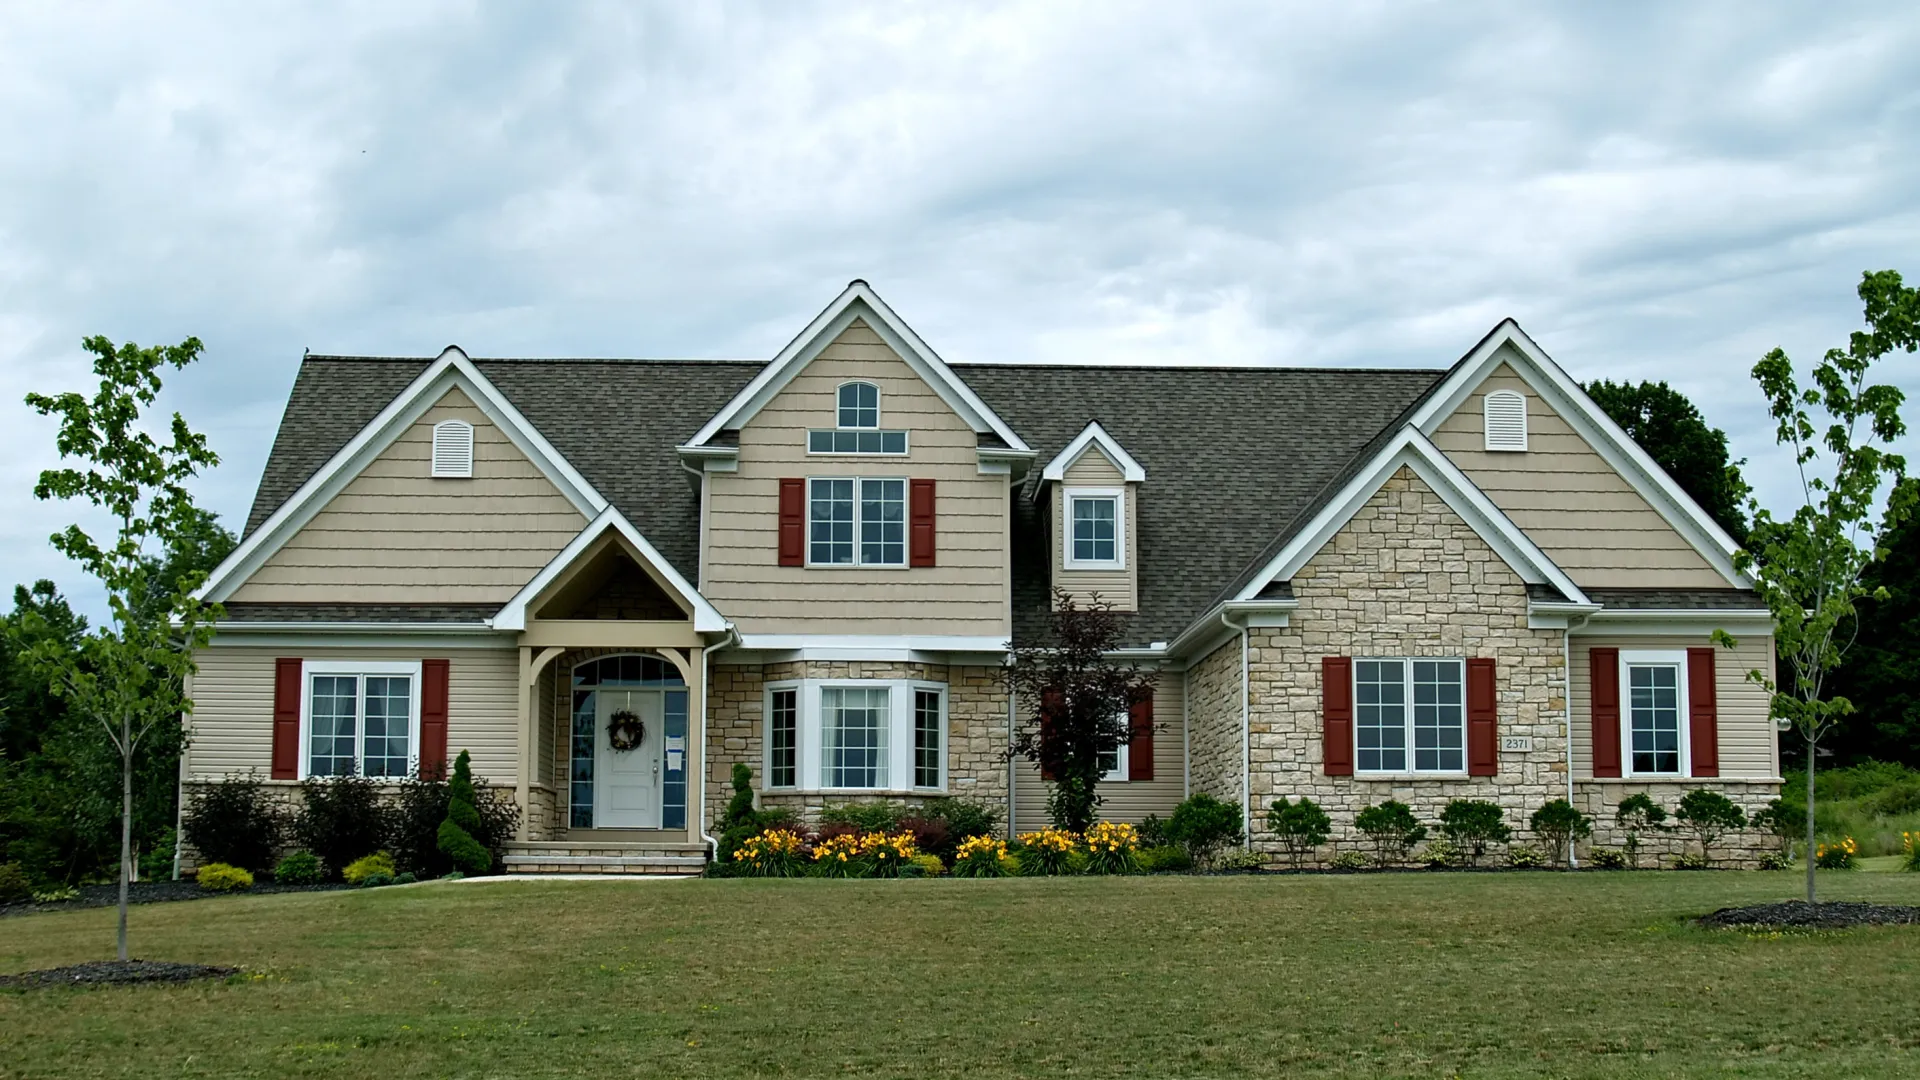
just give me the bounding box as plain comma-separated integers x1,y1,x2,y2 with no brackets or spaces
1041,421,1145,611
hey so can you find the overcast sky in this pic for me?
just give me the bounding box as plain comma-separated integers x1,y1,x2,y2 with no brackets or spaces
3,2,1917,620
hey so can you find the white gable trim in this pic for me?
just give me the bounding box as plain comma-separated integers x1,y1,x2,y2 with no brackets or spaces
1407,320,1747,587
684,281,1031,453
492,505,731,634
1234,427,1590,606
1041,421,1146,483
199,347,608,604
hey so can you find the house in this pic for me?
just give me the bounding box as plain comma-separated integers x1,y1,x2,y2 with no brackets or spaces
184,281,1780,872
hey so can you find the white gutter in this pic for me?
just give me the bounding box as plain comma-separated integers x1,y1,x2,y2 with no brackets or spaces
698,626,741,861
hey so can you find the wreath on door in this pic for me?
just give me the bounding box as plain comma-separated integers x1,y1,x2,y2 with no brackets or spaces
606,709,646,752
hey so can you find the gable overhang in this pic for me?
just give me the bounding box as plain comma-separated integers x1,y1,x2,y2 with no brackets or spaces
1232,426,1591,608
1406,319,1750,589
1040,420,1147,487
1166,598,1300,665
198,346,608,604
492,505,731,634
681,281,1032,457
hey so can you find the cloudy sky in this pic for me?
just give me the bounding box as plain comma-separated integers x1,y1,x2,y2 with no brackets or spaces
3,2,1916,619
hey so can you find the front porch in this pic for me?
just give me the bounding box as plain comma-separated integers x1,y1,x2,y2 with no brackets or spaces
503,834,708,875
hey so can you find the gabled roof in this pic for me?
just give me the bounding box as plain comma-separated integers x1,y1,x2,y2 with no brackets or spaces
493,506,730,634
1040,421,1146,484
683,281,1031,454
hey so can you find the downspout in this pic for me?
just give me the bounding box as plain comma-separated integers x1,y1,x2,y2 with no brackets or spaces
1222,609,1251,847
698,627,740,861
1006,667,1017,838
1563,612,1592,870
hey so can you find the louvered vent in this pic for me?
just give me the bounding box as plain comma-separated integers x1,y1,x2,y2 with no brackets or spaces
432,419,474,477
1482,390,1528,451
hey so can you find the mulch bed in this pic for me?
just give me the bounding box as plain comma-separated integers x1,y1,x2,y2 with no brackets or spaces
1697,900,1920,930
0,960,240,990
1,879,349,918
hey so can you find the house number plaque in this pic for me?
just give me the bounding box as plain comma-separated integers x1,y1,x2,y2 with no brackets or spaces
1500,735,1533,753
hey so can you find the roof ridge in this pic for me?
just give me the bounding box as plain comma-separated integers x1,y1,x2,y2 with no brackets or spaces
303,354,768,366
950,362,1451,374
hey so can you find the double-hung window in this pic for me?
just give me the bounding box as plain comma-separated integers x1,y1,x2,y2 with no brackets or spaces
808,381,908,454
304,661,421,778
1097,732,1130,782
765,680,946,792
1354,658,1465,774
1621,650,1686,777
809,477,905,566
1064,488,1123,568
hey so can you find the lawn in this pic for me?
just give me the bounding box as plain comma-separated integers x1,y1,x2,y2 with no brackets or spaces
3,871,1918,1079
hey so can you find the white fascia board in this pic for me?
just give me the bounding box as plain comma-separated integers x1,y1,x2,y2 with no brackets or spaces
1040,421,1146,483
732,633,1012,660
491,506,731,634
205,628,516,650
1233,427,1590,607
199,347,609,604
1406,320,1748,588
1576,608,1775,637
685,282,1031,453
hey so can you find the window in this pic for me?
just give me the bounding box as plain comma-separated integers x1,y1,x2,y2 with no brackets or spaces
1353,658,1464,774
1064,488,1124,569
1098,736,1129,782
768,688,798,788
1483,389,1528,451
838,382,879,428
809,477,905,566
765,679,947,792
809,382,908,454
304,662,419,778
914,689,942,789
822,686,890,788
1622,652,1685,776
431,419,473,477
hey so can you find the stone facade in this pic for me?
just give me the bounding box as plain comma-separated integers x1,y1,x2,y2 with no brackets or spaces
1185,638,1242,805
1576,780,1780,867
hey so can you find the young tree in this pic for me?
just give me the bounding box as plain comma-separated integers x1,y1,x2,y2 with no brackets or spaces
1723,270,1920,903
1266,796,1332,869
1529,798,1593,869
1614,793,1666,870
20,335,221,961
437,750,492,875
1674,789,1746,867
1007,591,1155,832
1586,379,1752,542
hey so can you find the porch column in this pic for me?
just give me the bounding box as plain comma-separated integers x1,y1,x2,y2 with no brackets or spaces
516,646,533,842
687,645,706,849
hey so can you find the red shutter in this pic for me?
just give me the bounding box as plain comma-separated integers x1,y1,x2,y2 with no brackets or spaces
1039,687,1064,781
419,658,450,780
1322,656,1353,776
1687,647,1719,777
1466,657,1498,776
271,658,302,780
778,478,804,566
1128,689,1155,781
910,478,936,567
1590,647,1621,778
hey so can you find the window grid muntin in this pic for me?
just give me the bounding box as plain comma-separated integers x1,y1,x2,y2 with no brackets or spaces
1071,496,1118,563
808,429,907,454
837,382,880,429
1353,658,1467,775
822,686,890,789
360,675,413,777
861,479,906,566
1354,660,1407,773
913,689,942,789
1628,663,1682,775
769,688,799,788
809,477,906,567
308,675,359,777
1410,660,1465,772
809,478,856,564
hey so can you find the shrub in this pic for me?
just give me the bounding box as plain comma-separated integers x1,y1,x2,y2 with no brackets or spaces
1083,822,1141,875
909,854,946,877
811,833,869,878
715,764,763,863
1529,799,1591,868
182,772,285,872
1135,845,1193,873
394,871,417,885
1213,849,1266,872
1330,850,1370,871
295,771,390,877
952,835,1010,878
196,863,254,892
1418,838,1460,869
1587,848,1629,870
1355,800,1427,867
894,817,951,862
1267,797,1332,869
1671,852,1709,870
1166,794,1244,869
1814,836,1859,869
1615,792,1668,870
1674,790,1746,867
1506,845,1546,869
274,850,325,885
139,829,177,882
1438,800,1511,866
818,801,905,834
437,750,492,875
342,852,397,886
32,886,80,903
914,799,1000,860
1749,799,1799,859
1758,851,1794,871
0,862,34,904
1137,814,1169,848
1015,828,1080,876
735,828,807,878
360,872,395,888
388,761,519,878
1866,780,1920,817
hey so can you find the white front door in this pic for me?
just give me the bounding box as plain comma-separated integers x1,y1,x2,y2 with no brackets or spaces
594,689,664,828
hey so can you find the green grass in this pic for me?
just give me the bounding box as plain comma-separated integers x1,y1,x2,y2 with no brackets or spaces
4,871,1919,1079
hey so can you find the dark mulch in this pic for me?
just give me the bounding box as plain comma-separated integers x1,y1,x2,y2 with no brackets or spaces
1,879,349,918
1697,900,1920,930
0,960,240,990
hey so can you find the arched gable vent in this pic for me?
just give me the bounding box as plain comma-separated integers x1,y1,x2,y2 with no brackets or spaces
1482,389,1528,452
432,419,474,477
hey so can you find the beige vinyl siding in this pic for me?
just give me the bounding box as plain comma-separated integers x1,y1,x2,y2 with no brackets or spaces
185,646,524,783
230,388,587,604
703,319,1010,636
1569,633,1778,779
1012,677,1185,830
1052,450,1138,611
1430,355,1727,589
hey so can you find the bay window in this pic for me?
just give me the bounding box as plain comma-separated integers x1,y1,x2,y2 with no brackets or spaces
303,660,421,779
764,679,947,792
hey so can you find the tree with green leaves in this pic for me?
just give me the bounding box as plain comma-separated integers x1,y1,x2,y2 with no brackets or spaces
1266,796,1331,869
1586,379,1751,543
1529,798,1592,869
1825,509,1920,768
437,750,491,875
1674,789,1746,867
1354,799,1426,867
1720,270,1920,903
20,335,222,960
1614,792,1666,870
1438,799,1511,867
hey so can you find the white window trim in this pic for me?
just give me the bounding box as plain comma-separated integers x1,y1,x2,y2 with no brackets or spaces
1483,389,1528,452
836,380,882,430
762,678,947,794
1352,656,1470,778
431,419,474,478
1100,736,1129,783
297,659,424,781
805,476,910,569
806,429,911,457
1619,649,1690,779
1063,486,1126,570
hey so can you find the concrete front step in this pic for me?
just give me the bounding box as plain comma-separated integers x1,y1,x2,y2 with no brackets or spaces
503,841,709,876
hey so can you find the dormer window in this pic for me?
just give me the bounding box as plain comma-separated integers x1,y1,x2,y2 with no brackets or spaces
837,381,880,428
1483,389,1527,451
809,381,908,454
1064,488,1124,569
431,419,474,477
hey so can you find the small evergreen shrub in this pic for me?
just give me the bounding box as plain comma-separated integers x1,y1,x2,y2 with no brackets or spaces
360,872,396,888
1749,799,1799,859
1674,790,1746,867
1134,845,1193,873
389,763,519,877
1355,799,1427,866
1757,851,1794,871
1267,797,1332,869
1814,837,1859,869
1015,828,1080,876
0,862,35,904
295,770,390,877
1439,800,1511,866
342,852,397,886
716,764,794,862
394,871,417,885
1330,850,1370,871
436,750,492,875
183,772,285,872
952,835,1010,877
1615,792,1668,870
273,850,325,885
1418,839,1460,868
1529,799,1592,867
196,863,255,892
1506,845,1546,868
1166,794,1244,869
138,829,177,882
1083,822,1141,875
1586,848,1630,870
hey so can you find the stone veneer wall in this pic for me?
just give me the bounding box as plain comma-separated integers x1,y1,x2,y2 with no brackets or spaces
1185,639,1243,805
705,661,1009,829
1576,780,1779,866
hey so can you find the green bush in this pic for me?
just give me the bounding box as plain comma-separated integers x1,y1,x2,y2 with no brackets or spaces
912,798,1000,861
909,853,946,877
342,852,397,886
32,885,80,903
1757,851,1794,871
1137,814,1169,848
1418,838,1460,869
1529,799,1591,868
138,828,177,882
1135,845,1193,873
1506,845,1546,869
389,762,518,877
1330,850,1370,871
0,862,33,903
1267,797,1332,869
360,872,396,888
716,764,800,862
1865,781,1920,817
1013,828,1080,876
1166,794,1244,869
196,862,254,892
273,850,325,885
1671,852,1709,871
1586,848,1629,870
295,771,391,877
1355,800,1426,866
1614,792,1668,869
1438,800,1511,866
182,773,285,872
1674,790,1746,867
437,750,492,875
818,800,905,834
1814,838,1859,869
394,871,417,885
1749,799,1799,859
1212,849,1266,872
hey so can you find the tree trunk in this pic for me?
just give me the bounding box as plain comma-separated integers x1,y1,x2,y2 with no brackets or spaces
1804,740,1817,905
118,711,132,962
